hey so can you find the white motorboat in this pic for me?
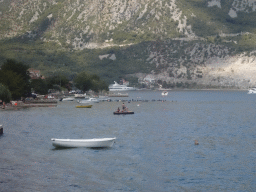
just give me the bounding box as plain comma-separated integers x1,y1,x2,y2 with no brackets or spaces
161,91,168,96
77,97,99,104
98,96,111,101
74,93,87,99
61,97,74,101
51,137,116,148
248,88,256,94
109,81,136,91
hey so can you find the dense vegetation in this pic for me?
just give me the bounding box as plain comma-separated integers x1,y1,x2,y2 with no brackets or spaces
0,39,155,85
0,83,12,103
0,59,109,102
0,59,31,100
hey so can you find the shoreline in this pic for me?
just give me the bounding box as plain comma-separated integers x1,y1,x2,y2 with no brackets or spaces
137,88,248,91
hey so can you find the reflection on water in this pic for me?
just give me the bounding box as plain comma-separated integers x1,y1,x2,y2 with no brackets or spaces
0,90,256,191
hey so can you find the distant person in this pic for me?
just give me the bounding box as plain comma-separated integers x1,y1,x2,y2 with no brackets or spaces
2,102,5,109
122,103,126,111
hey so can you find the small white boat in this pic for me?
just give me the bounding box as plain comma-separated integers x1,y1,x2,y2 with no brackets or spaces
98,96,111,101
161,91,168,96
77,97,99,104
62,97,74,101
248,88,256,94
51,137,116,148
74,93,87,99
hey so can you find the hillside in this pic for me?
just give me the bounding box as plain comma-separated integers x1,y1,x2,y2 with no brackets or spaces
1,0,256,88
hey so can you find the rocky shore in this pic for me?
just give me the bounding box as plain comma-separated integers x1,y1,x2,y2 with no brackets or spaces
1,99,58,110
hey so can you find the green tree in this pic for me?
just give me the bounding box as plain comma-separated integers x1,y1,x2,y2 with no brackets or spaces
0,70,25,100
31,79,48,95
46,75,69,90
0,83,12,103
74,72,109,92
91,79,109,93
0,59,31,98
90,74,109,93
73,72,93,92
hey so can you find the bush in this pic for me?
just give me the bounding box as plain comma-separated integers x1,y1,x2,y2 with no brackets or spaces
0,83,12,103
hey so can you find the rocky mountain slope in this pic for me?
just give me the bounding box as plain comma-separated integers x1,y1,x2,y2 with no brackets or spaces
1,0,256,88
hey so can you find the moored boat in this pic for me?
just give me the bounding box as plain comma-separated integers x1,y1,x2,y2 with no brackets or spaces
77,97,99,104
248,88,256,94
109,81,136,91
61,97,74,101
161,91,168,96
74,93,87,99
76,105,92,108
51,137,116,148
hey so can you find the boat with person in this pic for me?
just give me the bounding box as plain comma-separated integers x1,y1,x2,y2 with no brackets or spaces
51,137,116,148
113,111,134,115
109,81,136,91
114,103,134,115
248,88,256,94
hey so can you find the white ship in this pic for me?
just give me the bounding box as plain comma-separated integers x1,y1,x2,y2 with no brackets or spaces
109,81,136,91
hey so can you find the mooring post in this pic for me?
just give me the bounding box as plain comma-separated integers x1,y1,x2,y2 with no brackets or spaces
0,125,3,135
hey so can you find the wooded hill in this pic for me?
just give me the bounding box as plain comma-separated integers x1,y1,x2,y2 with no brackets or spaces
1,0,256,88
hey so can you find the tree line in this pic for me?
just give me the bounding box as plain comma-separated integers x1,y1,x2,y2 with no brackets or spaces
0,59,109,103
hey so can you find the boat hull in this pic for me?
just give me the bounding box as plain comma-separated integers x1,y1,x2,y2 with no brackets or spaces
51,138,116,148
78,98,99,104
161,91,168,96
248,89,256,94
62,97,74,101
113,111,134,115
109,88,136,91
76,105,92,108
109,81,136,91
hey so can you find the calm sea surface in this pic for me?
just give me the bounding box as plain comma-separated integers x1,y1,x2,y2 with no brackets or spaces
0,90,256,192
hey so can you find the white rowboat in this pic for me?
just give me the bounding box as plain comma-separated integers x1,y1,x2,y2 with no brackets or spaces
51,137,116,148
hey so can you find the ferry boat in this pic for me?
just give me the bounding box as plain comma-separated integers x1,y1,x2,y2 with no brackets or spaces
109,81,136,91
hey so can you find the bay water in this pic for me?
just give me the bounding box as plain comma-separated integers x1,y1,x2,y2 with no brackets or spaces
0,90,256,191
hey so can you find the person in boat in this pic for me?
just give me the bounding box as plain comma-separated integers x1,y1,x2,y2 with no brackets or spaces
122,103,126,111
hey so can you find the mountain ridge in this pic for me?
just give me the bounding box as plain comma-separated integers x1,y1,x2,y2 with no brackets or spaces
1,0,256,88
